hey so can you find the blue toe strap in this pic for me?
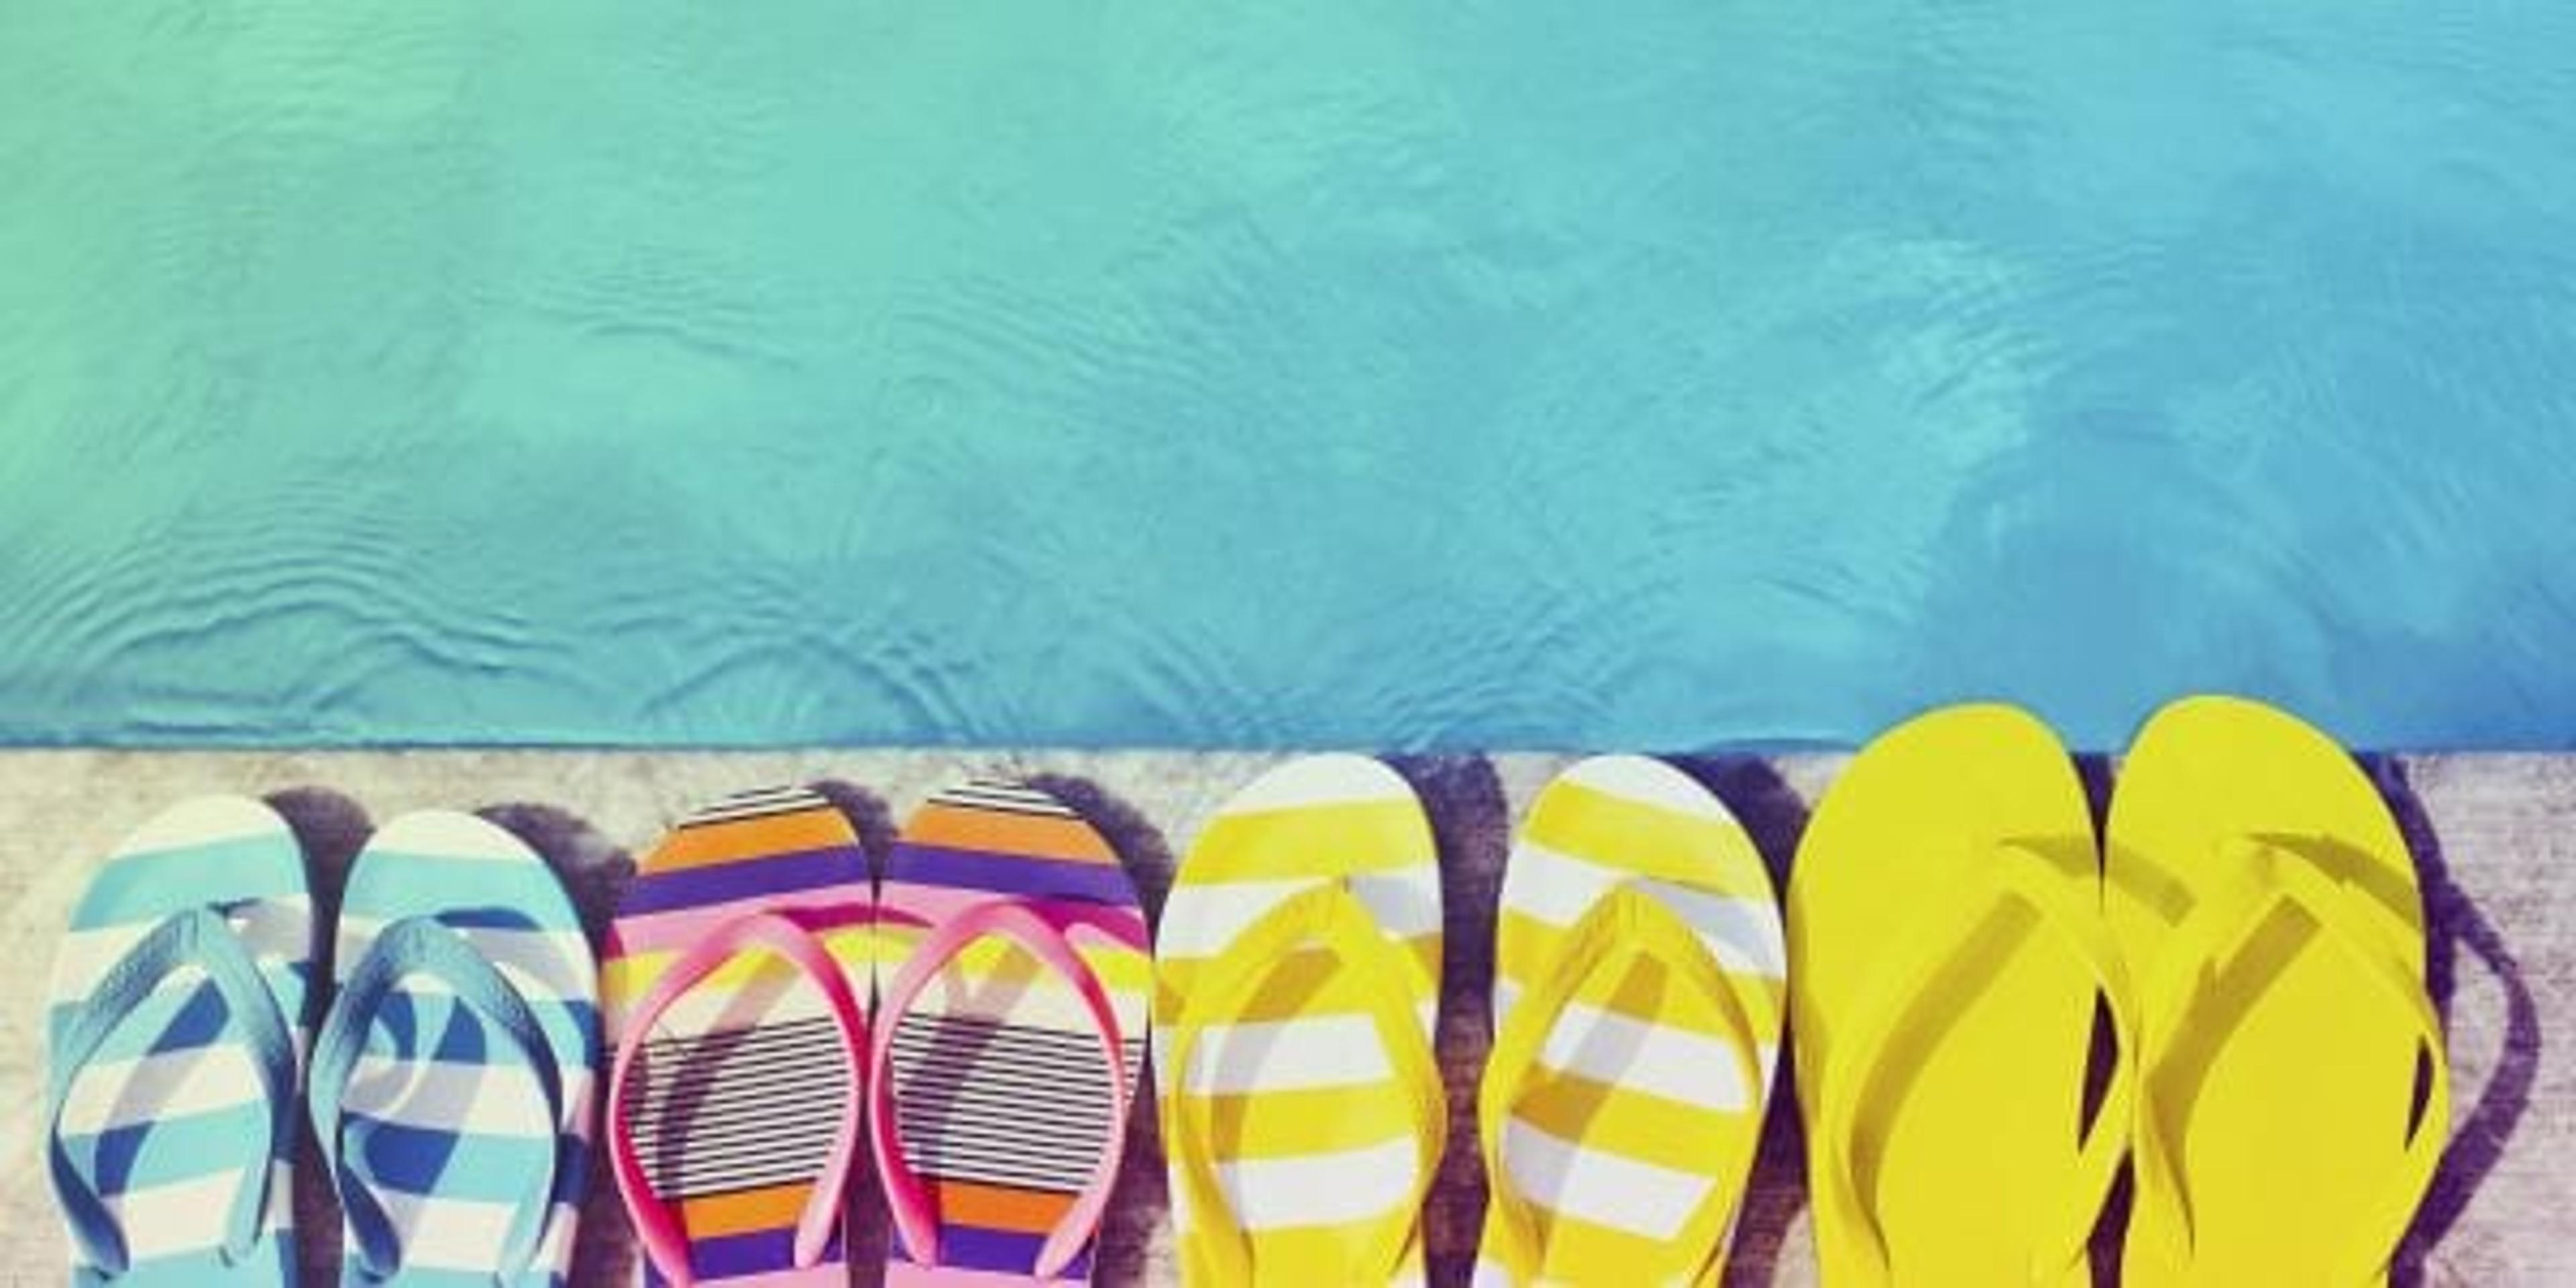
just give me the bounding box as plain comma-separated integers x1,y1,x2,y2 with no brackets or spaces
46,906,300,1277
309,916,565,1285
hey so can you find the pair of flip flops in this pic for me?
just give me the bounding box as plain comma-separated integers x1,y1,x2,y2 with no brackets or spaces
602,782,1147,1287
45,798,597,1287
1793,697,2450,1285
1153,754,1786,1285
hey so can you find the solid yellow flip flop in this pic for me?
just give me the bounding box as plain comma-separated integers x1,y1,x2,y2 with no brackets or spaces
1791,704,2133,1286
2108,695,2449,1286
1474,755,1784,1285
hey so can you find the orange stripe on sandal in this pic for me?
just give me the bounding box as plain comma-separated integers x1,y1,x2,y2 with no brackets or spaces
677,1181,820,1240
902,804,1117,864
656,809,856,871
932,1179,1078,1236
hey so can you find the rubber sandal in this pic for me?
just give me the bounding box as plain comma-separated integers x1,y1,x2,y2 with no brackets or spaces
602,786,875,1287
1790,704,2135,1286
1152,755,1447,1287
2108,695,2449,1286
1474,756,1785,1286
867,780,1149,1285
46,796,315,1286
309,810,599,1286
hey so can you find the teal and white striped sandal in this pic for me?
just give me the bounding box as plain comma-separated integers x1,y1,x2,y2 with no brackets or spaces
309,810,598,1287
45,796,317,1286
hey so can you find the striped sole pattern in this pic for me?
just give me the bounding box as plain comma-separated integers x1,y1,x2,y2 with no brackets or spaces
1153,755,1442,1285
602,783,875,1288
333,810,598,1287
1474,756,1785,1285
877,780,1148,1287
604,786,873,1287
48,796,313,1287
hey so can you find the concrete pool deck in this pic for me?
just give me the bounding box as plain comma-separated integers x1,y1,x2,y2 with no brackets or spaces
0,749,2559,1285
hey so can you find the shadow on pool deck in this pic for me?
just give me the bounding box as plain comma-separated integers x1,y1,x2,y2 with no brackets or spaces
265,786,372,1288
2371,758,2541,1288
1028,770,1179,1287
1668,754,1815,1288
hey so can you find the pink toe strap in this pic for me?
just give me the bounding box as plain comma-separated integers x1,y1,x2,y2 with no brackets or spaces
869,898,1134,1281
607,911,870,1288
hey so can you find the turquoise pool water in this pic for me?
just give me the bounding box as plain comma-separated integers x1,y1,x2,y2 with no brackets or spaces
5,3,2575,750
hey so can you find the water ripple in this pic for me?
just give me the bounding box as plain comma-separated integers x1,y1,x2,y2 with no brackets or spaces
5,1,2576,749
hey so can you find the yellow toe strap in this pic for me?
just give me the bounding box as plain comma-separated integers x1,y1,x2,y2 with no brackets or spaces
2133,835,2450,1284
1478,885,1766,1285
1815,839,2137,1283
1161,881,1448,1285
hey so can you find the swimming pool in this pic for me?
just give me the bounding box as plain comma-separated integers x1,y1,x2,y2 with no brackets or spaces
5,1,2573,749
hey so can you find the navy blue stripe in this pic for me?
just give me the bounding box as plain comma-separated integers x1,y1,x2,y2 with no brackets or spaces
346,1122,589,1208
354,994,599,1063
48,961,317,1057
352,1118,552,1201
74,1106,283,1195
437,906,560,932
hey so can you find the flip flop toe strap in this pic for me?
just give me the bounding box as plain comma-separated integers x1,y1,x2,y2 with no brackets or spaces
1815,839,2137,1283
868,897,1135,1281
2133,837,2451,1284
312,916,568,1285
1163,881,1448,1286
47,906,300,1277
605,911,869,1288
1478,885,1766,1285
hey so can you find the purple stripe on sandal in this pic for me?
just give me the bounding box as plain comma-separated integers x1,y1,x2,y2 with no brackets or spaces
888,1224,1093,1277
664,1224,848,1284
881,844,1133,906
621,846,868,916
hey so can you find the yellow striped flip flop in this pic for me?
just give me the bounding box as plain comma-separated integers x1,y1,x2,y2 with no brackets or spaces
2108,696,2449,1286
1152,755,1448,1286
1474,756,1784,1286
1791,704,2135,1286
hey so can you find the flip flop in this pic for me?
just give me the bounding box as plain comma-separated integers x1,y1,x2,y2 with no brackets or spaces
2107,696,2449,1286
1153,755,1447,1286
309,810,599,1286
602,786,875,1288
867,780,1150,1285
1789,704,2135,1286
1474,756,1785,1285
46,796,315,1286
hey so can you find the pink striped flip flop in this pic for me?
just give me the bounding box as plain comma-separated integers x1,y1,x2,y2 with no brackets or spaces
602,787,877,1287
869,780,1150,1286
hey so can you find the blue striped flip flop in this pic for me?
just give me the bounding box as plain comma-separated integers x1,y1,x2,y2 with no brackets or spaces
308,811,599,1286
45,796,316,1287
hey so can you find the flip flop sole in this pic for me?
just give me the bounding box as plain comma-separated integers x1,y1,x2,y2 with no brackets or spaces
333,810,597,1286
1477,755,1784,1284
874,780,1148,1286
604,786,872,1287
48,796,313,1287
2110,695,2436,1285
1789,705,2106,1287
1154,755,1442,1286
